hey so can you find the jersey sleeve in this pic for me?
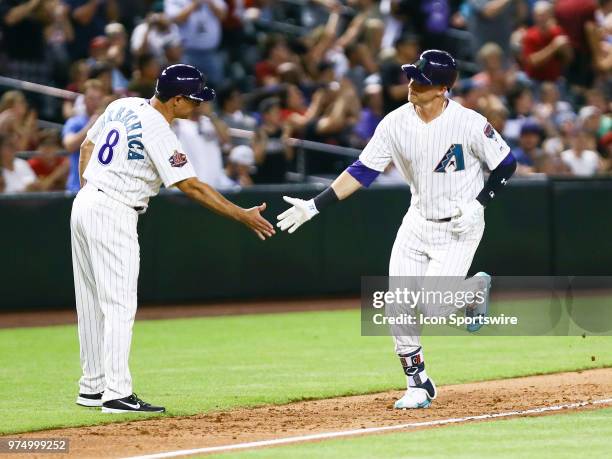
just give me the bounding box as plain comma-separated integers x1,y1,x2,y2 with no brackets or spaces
358,116,395,172
145,124,196,188
86,114,106,144
470,116,511,170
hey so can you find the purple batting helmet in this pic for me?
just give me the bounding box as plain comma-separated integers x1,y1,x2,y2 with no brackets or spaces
402,50,457,89
155,64,215,102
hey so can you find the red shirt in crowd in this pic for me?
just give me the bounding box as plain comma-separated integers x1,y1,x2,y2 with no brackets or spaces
28,157,66,178
554,0,597,51
522,25,566,81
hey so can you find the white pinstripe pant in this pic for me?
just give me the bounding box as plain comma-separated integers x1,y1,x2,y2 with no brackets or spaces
389,206,484,355
70,184,140,402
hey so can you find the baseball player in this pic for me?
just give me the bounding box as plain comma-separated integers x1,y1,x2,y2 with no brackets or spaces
71,64,275,413
277,50,517,409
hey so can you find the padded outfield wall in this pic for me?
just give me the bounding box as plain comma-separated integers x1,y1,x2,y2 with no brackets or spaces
2,178,611,310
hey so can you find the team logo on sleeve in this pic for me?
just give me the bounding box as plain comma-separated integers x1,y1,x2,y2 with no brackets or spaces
434,144,465,173
484,122,495,139
169,150,188,167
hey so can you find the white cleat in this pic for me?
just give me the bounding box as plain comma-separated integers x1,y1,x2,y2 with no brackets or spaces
466,272,491,333
394,381,437,409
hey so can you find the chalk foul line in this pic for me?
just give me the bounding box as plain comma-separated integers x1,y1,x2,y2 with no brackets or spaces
124,397,612,459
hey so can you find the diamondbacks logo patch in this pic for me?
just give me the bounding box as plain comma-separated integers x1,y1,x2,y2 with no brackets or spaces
434,144,465,172
484,123,495,139
169,150,188,167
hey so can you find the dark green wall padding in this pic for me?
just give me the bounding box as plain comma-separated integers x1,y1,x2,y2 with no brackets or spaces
2,178,611,310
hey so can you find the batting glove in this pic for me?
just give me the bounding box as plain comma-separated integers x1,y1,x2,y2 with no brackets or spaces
277,196,319,234
451,200,484,235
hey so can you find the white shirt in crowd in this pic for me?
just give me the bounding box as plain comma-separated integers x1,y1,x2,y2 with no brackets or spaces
173,116,234,189
130,22,182,59
560,149,600,177
165,0,226,50
2,158,36,193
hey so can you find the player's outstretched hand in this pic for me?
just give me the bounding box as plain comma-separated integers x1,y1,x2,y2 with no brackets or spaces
451,200,484,235
277,196,319,234
242,202,276,240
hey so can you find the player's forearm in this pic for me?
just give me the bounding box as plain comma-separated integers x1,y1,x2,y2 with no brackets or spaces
476,152,517,207
179,178,243,222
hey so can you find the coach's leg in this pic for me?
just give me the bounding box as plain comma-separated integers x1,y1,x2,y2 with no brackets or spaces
71,195,105,397
88,201,140,402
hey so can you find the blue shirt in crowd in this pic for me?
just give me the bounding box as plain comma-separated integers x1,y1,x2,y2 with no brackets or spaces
62,114,89,192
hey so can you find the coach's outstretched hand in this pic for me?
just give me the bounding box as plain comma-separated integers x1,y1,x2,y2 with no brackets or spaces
241,203,276,240
277,196,319,234
451,200,484,235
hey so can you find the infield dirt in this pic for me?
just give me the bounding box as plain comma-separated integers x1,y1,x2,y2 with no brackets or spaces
6,368,612,458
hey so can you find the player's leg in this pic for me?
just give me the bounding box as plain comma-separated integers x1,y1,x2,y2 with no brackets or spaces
388,215,437,409
422,221,486,320
71,192,105,407
86,198,140,404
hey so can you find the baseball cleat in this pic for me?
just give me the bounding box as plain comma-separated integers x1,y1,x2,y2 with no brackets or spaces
102,394,165,414
76,391,104,407
394,379,437,409
466,272,491,333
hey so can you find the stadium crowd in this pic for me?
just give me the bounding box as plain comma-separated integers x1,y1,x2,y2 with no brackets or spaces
0,0,611,193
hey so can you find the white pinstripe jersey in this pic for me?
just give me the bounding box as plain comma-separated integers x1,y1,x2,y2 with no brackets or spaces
83,97,196,210
359,99,510,220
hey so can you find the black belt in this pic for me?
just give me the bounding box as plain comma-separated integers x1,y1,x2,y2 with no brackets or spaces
97,189,144,212
427,217,452,223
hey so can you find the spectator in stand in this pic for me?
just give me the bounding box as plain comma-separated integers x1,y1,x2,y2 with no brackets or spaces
86,35,110,66
255,35,294,87
165,0,227,87
521,1,572,82
0,91,38,150
472,42,517,96
543,111,576,155
173,99,233,189
63,60,90,118
27,129,69,191
251,97,293,184
216,84,257,132
130,6,182,60
554,0,598,88
163,38,185,67
533,82,574,131
65,0,119,59
380,34,420,115
128,54,161,98
467,0,523,61
297,79,360,146
104,22,130,91
0,133,39,193
513,121,545,174
44,0,75,87
561,130,603,176
351,83,383,148
62,79,105,192
0,0,50,83
503,83,536,147
226,145,255,187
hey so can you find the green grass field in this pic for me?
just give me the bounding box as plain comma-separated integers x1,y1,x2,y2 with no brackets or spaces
208,408,612,459
0,306,610,435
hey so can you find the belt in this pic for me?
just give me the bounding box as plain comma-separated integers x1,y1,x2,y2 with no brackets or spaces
427,217,452,223
97,189,144,212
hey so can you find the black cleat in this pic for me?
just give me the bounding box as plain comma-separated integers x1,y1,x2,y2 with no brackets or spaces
76,392,104,407
102,394,165,414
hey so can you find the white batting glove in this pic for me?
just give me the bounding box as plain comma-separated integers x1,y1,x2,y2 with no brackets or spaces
277,196,319,234
451,200,484,235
